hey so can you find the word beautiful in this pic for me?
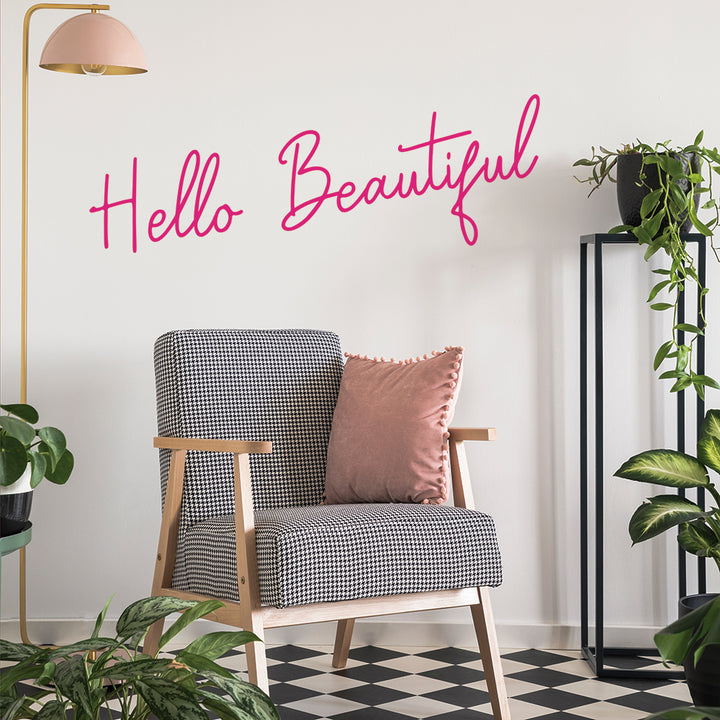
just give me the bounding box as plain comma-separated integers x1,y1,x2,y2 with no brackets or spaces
89,150,243,253
279,94,540,246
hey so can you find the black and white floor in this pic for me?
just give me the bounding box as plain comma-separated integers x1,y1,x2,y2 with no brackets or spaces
232,645,691,720
5,644,693,719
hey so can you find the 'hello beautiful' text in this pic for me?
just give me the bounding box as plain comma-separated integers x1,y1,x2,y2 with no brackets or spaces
89,94,539,252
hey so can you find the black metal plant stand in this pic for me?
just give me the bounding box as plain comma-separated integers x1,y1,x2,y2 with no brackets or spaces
580,232,708,679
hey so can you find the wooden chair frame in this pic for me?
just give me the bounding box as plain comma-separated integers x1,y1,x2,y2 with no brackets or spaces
144,428,510,720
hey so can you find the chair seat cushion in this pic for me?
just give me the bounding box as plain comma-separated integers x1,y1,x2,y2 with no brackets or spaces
180,503,502,608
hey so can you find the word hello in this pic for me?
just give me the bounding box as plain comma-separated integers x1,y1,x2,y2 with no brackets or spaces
279,94,540,246
89,150,243,253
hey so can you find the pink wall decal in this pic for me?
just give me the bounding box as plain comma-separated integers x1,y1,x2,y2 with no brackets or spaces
89,150,243,253
278,94,540,246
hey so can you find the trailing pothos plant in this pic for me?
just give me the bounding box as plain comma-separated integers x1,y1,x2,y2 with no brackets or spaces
0,403,73,489
0,596,279,720
574,134,720,399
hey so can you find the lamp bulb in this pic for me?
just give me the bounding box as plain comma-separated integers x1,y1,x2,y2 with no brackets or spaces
81,63,107,76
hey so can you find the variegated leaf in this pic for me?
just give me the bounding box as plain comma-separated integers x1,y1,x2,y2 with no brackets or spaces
90,657,174,681
53,656,94,717
615,449,709,488
198,689,258,720
202,672,280,720
629,495,707,543
34,699,69,720
0,638,43,662
134,677,207,720
698,409,720,474
159,599,224,649
182,631,261,662
678,521,720,558
48,638,115,661
116,597,199,640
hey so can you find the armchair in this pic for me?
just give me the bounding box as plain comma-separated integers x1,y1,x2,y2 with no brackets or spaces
145,329,509,720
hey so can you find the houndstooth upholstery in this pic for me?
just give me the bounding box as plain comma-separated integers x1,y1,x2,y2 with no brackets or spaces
154,329,503,607
183,504,502,608
154,329,344,592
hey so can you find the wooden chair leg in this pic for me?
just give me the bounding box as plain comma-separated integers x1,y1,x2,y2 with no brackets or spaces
332,618,355,668
471,588,510,720
143,618,165,657
246,632,269,693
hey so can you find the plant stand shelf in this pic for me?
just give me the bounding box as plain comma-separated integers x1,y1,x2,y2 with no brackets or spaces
580,232,708,679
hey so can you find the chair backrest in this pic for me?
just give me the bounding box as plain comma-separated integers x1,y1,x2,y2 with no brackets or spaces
154,329,343,527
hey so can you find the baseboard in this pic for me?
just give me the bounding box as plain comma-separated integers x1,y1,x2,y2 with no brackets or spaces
0,617,660,651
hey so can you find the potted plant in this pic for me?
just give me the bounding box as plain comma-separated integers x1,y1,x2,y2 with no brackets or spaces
0,403,74,536
0,595,279,720
614,408,720,704
574,135,720,398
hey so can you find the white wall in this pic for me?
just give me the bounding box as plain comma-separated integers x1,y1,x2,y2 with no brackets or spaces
2,0,720,646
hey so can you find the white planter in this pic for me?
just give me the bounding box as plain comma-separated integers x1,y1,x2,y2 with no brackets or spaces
1,466,33,495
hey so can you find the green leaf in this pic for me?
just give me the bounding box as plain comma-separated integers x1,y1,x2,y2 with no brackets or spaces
92,657,175,681
648,280,671,302
37,427,66,465
48,638,115,661
200,672,280,720
135,677,208,720
653,341,674,371
0,638,43,662
697,409,720,474
671,375,693,393
609,224,633,234
615,449,709,488
34,700,69,720
1,696,30,720
28,452,47,489
650,302,673,311
0,436,28,486
677,521,720,557
173,650,234,678
198,692,259,720
92,595,115,639
116,596,200,641
159,598,224,649
53,655,94,717
640,188,663,219
44,450,73,485
37,661,56,686
676,345,689,373
655,595,720,665
183,630,261,662
1,404,39,423
675,323,703,335
629,495,709,543
0,416,36,446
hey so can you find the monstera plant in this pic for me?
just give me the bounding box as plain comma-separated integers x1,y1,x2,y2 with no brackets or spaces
0,596,279,720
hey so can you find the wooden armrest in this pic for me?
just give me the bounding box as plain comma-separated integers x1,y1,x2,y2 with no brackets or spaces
154,437,272,454
448,427,496,442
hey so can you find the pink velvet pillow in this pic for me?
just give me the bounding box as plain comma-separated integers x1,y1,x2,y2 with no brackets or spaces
324,347,464,505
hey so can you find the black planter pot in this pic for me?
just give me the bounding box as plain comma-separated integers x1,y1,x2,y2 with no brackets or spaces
0,491,33,537
616,152,699,230
678,593,720,706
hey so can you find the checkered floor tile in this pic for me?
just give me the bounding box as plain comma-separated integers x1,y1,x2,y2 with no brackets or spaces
4,646,693,719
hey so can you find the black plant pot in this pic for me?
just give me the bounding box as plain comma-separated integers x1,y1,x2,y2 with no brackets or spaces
616,152,698,230
0,491,33,536
678,593,720,706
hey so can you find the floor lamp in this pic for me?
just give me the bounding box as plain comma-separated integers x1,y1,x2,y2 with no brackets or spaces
13,2,147,643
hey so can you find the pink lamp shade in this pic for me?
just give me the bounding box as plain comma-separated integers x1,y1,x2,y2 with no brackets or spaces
39,12,147,75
